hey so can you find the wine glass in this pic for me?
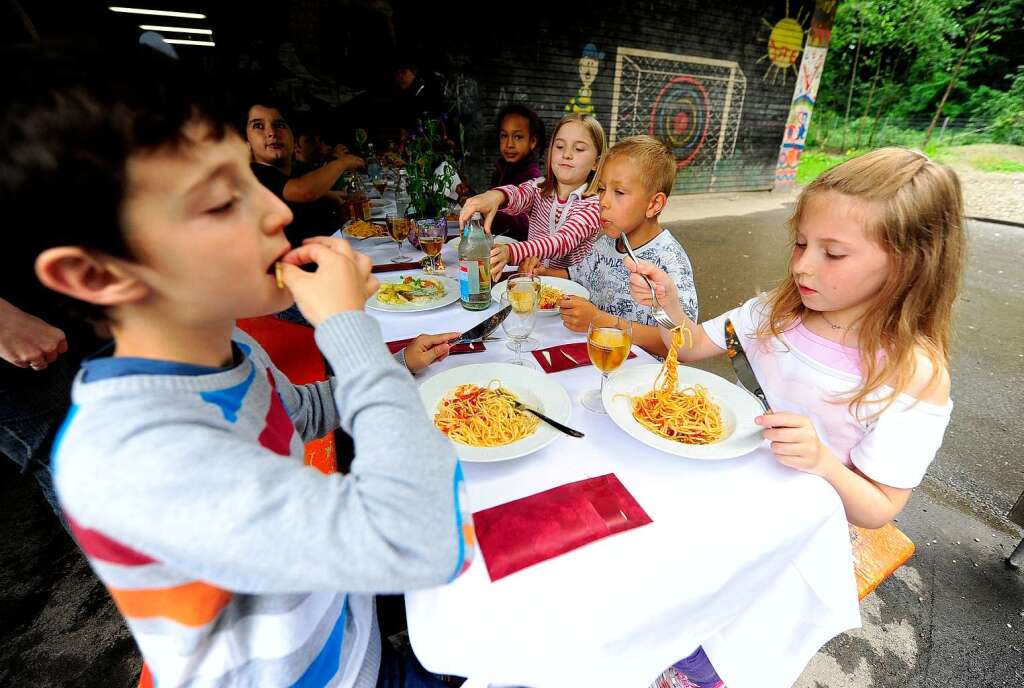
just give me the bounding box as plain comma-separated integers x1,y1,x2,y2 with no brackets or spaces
582,317,633,413
499,290,538,366
385,214,411,262
417,220,446,273
505,273,541,351
371,169,389,196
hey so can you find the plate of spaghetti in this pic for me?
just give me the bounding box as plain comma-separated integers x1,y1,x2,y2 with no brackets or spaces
420,363,572,462
490,276,590,316
603,327,763,459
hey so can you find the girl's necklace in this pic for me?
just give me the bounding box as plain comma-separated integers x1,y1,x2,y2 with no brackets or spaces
820,311,859,332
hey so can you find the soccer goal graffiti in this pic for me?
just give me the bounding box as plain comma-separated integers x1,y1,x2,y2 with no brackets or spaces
609,48,746,191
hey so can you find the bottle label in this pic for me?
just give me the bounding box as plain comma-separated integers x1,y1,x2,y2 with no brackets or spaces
459,259,482,300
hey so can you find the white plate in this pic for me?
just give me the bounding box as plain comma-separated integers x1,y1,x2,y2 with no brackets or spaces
420,363,573,462
444,235,519,249
603,364,764,460
491,276,590,316
366,274,460,312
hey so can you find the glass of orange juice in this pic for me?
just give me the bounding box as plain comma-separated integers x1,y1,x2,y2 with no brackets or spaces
582,317,633,413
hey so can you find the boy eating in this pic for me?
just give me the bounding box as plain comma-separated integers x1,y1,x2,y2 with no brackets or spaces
520,135,699,356
3,45,472,687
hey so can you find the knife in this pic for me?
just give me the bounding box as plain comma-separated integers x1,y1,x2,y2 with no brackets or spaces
724,318,772,413
450,306,512,345
495,389,585,438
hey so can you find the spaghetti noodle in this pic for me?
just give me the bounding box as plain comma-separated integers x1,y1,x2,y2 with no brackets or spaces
630,326,725,445
434,382,540,447
538,285,565,310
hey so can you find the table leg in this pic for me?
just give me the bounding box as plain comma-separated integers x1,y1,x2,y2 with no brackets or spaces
1007,537,1024,569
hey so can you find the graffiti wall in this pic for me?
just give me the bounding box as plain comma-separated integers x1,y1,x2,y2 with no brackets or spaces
438,0,829,194
231,0,832,195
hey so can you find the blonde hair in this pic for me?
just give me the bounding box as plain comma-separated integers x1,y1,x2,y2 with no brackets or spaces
758,147,965,416
537,113,606,198
604,135,677,196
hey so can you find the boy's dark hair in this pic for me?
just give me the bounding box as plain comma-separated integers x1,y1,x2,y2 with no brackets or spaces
495,103,545,155
242,96,292,136
0,43,232,323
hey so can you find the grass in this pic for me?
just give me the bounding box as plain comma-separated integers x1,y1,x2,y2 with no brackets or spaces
971,157,1024,173
796,145,1024,184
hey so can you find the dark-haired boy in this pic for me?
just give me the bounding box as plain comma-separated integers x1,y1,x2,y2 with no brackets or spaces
4,46,472,688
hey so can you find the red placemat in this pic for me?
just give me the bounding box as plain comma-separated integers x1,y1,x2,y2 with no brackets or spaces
372,262,423,273
532,342,637,373
473,474,651,581
386,337,485,355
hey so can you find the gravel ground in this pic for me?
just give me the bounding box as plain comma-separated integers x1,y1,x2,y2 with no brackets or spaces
940,145,1024,225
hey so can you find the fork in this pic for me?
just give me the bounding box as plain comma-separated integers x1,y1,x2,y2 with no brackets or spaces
619,234,678,331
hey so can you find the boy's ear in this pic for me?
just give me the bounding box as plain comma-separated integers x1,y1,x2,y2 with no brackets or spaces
35,247,150,307
529,135,538,151
646,191,668,218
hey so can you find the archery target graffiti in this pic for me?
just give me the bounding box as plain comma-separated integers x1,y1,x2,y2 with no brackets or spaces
610,48,746,190
648,76,711,168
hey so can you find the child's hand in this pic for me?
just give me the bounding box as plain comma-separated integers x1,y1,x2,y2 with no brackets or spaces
490,244,510,280
518,255,543,276
624,258,678,306
459,190,504,234
280,236,378,327
558,296,602,332
756,412,829,477
403,332,459,373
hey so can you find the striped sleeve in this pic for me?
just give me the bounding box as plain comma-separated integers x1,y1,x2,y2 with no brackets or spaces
507,197,602,265
497,180,540,216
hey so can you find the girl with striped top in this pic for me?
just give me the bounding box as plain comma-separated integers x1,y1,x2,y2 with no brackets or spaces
459,113,607,278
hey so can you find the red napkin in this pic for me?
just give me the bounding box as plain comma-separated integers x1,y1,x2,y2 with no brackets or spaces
373,262,422,273
532,342,637,373
386,337,485,356
473,474,651,581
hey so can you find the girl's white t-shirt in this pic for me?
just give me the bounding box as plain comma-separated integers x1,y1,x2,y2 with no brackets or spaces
702,297,953,489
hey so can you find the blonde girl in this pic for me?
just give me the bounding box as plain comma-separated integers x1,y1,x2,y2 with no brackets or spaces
629,147,963,527
459,113,606,277
628,146,964,688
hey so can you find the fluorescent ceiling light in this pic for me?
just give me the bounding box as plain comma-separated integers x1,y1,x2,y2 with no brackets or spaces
162,38,215,46
139,24,212,34
109,7,206,19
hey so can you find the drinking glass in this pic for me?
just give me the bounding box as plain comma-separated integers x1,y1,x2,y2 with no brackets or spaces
505,272,541,351
385,214,411,262
417,220,446,273
499,290,538,366
582,317,633,413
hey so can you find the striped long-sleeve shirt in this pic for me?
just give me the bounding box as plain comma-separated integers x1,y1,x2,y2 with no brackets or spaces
53,312,474,687
497,179,602,270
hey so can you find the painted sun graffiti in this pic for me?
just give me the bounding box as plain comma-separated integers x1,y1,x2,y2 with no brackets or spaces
759,0,810,86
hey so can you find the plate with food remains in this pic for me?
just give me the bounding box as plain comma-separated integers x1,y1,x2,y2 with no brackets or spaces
490,276,590,316
420,363,572,462
366,274,459,312
344,219,388,240
602,330,763,459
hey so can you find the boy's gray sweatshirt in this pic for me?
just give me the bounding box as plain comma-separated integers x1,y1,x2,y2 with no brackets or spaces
53,311,473,687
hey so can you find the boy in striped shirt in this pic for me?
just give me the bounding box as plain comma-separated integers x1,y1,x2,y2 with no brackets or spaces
4,45,472,688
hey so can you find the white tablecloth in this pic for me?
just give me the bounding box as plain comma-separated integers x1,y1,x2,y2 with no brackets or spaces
362,265,861,688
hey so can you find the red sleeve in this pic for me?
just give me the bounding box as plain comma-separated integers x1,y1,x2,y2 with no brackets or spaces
507,198,601,265
497,180,539,216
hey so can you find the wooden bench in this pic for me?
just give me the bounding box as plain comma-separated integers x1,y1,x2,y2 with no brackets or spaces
849,522,915,600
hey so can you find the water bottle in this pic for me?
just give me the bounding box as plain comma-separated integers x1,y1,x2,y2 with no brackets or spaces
458,212,492,311
395,169,412,218
366,143,382,179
